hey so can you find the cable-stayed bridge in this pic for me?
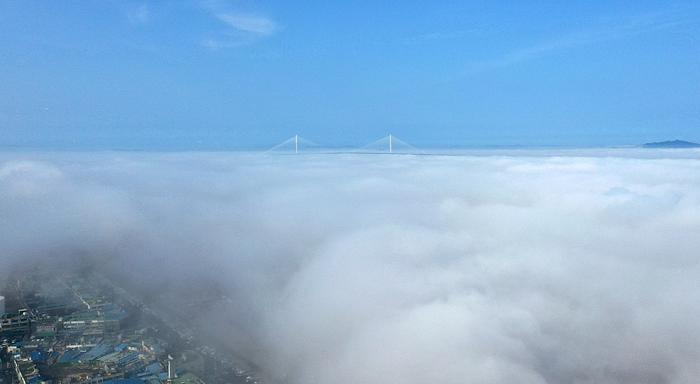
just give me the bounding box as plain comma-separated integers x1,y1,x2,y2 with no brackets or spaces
356,134,422,154
265,135,321,154
266,134,422,154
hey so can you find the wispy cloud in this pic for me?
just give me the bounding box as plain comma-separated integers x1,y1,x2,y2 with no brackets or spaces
215,13,277,36
200,1,278,49
200,36,252,50
403,30,475,45
461,9,698,75
126,3,150,24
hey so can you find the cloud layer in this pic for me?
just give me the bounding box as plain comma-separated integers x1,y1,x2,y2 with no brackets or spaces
200,1,278,49
216,13,277,36
2,151,700,384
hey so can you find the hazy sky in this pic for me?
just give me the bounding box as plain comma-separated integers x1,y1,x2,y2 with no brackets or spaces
1,1,699,149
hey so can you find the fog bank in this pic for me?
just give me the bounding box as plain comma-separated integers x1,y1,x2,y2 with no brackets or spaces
2,151,700,384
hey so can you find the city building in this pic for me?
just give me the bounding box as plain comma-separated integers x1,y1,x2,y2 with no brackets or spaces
0,312,31,336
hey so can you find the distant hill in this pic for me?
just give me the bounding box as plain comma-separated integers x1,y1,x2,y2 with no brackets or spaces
642,140,700,148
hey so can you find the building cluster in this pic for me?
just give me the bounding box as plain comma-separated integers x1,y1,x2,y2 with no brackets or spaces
0,276,206,384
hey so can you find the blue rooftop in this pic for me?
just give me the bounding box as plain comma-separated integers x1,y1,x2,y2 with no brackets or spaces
30,350,47,363
81,344,113,361
58,349,84,363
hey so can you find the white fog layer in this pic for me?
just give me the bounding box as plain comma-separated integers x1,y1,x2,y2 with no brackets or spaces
2,151,700,384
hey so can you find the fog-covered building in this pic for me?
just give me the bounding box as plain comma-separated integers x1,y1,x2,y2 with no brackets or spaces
0,311,31,336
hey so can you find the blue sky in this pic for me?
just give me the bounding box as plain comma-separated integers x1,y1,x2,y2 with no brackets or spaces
1,1,699,149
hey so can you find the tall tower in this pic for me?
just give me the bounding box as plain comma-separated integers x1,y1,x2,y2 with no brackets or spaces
295,134,299,154
167,355,174,383
389,134,393,154
0,295,5,315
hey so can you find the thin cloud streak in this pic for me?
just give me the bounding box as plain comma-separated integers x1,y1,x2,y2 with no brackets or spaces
403,30,475,45
199,1,278,49
216,13,277,36
461,9,699,75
